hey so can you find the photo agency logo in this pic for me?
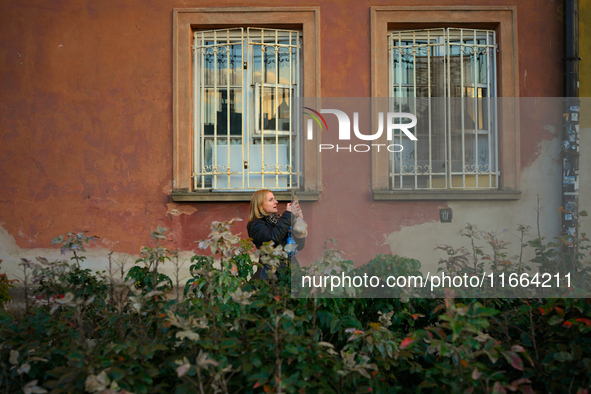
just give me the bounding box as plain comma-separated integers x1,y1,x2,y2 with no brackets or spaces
303,107,418,152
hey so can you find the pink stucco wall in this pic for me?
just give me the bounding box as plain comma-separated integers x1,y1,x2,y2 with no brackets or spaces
0,0,564,265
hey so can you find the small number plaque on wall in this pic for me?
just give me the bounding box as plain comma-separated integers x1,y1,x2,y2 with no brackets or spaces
439,208,452,223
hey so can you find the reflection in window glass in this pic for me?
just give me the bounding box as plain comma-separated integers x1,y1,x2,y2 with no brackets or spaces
193,28,301,190
390,28,497,190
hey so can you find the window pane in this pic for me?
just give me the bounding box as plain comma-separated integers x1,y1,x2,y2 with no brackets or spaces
258,87,291,132
277,39,294,84
389,28,497,190
252,45,262,84
195,28,301,190
263,46,277,84
203,89,242,136
197,30,243,87
392,46,415,86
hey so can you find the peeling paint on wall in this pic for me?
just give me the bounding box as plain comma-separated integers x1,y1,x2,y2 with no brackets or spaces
385,137,573,274
166,203,197,216
0,222,195,285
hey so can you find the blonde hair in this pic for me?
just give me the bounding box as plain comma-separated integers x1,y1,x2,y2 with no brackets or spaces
249,189,272,222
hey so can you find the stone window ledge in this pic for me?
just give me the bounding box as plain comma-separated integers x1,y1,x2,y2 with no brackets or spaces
171,190,320,202
372,190,522,201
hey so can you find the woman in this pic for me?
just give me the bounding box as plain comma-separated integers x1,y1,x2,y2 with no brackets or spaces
247,189,306,279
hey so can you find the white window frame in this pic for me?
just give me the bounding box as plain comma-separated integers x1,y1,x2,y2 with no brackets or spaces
192,28,302,191
172,8,321,202
369,6,520,201
389,28,499,190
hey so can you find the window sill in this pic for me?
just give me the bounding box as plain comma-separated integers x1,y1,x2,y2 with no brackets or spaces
372,189,522,201
171,190,320,202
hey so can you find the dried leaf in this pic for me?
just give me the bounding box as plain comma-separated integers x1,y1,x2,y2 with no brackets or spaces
85,371,110,393
176,330,200,341
17,363,31,375
176,363,191,378
23,380,48,394
9,350,19,365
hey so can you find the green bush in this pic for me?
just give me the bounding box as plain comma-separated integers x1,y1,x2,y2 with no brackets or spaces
0,219,590,393
0,259,18,309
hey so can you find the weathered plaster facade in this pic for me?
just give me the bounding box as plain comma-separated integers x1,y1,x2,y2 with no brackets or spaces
1,0,587,280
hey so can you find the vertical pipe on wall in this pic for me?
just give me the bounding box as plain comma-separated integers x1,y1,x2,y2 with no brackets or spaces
564,0,580,98
562,0,580,271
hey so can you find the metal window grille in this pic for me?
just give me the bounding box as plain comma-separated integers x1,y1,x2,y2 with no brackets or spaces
192,28,302,190
389,28,498,190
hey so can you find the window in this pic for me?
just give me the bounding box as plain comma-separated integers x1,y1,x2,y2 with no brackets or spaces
172,8,321,201
370,6,521,200
193,28,301,190
389,28,498,190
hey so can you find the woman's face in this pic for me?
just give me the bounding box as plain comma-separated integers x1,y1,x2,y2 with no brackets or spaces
262,192,278,214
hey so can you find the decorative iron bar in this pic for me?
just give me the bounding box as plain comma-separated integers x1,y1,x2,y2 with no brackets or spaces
192,28,301,190
389,28,498,190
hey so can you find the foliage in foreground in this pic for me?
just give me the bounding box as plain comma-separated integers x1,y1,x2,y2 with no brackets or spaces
0,220,590,393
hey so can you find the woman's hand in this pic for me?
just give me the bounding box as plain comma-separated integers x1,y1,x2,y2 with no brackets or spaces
286,202,304,219
292,201,304,219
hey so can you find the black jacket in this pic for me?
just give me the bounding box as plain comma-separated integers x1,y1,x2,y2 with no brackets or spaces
247,211,305,250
